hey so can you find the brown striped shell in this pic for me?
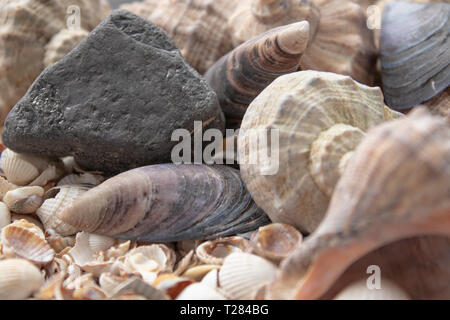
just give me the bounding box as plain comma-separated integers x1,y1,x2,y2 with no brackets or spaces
0,0,111,124
205,21,311,129
57,165,270,242
238,70,403,233
121,0,238,74
267,107,450,299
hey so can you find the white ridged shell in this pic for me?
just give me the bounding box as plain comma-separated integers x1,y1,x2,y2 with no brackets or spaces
0,258,44,300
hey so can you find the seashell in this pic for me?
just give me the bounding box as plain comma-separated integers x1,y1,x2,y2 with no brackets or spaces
195,236,252,265
181,265,220,282
123,245,177,284
36,185,91,235
201,269,220,290
121,0,237,74
10,213,44,231
0,149,63,186
109,277,170,300
0,258,44,300
57,164,270,242
333,279,410,300
154,274,194,299
44,28,89,67
228,0,320,46
425,88,449,124
250,223,303,263
57,172,104,187
1,219,55,265
205,21,311,128
3,186,44,214
268,107,450,299
228,0,377,86
380,1,450,110
238,70,403,233
45,229,76,253
0,176,17,201
176,283,226,300
99,272,131,297
0,201,11,229
0,0,111,124
219,252,277,300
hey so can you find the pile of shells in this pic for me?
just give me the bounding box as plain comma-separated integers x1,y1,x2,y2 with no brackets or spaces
0,0,448,300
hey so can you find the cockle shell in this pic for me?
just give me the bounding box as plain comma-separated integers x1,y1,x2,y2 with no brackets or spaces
121,0,238,74
380,1,450,110
0,149,64,186
0,0,111,124
333,279,410,300
205,21,311,128
3,186,44,214
238,70,403,233
268,107,450,300
57,165,270,242
1,220,55,265
195,236,252,265
0,201,11,229
36,185,91,235
10,213,44,231
176,283,226,300
219,252,277,300
250,223,303,263
0,258,44,299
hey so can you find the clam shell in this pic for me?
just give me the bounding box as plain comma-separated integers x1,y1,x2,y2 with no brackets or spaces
268,107,450,299
0,201,11,229
0,258,44,300
1,220,55,265
57,165,270,242
1,149,48,186
250,223,303,263
219,252,277,300
238,70,403,233
176,283,226,300
0,0,111,123
36,185,91,235
205,21,311,128
195,236,252,265
380,1,450,110
333,279,410,300
121,0,238,74
3,186,44,214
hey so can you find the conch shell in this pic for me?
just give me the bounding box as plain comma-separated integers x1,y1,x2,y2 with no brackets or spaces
238,70,402,233
57,164,270,242
205,21,311,128
380,1,450,110
0,0,111,123
267,107,450,299
121,0,238,74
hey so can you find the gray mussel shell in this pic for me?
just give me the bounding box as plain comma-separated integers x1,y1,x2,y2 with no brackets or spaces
57,164,270,242
380,1,450,110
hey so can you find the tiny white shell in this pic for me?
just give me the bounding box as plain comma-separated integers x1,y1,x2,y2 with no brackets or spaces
0,258,44,300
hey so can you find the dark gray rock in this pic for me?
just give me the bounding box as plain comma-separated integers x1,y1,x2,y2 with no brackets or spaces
2,10,224,174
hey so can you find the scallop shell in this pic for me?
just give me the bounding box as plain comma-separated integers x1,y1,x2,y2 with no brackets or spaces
121,0,238,74
195,236,252,265
333,279,410,300
250,223,303,263
44,28,89,67
1,220,55,265
205,21,311,128
3,186,44,214
57,165,270,242
0,258,44,300
219,252,277,300
0,0,111,123
268,107,450,299
176,283,226,300
36,185,91,235
238,70,403,233
0,201,11,229
380,1,450,110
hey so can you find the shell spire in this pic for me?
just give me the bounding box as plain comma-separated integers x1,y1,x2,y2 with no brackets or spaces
205,21,311,128
57,164,270,242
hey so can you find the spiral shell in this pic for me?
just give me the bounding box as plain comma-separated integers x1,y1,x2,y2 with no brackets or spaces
57,164,270,242
0,0,111,123
205,21,311,128
380,1,450,110
0,258,44,300
268,107,450,299
238,70,402,233
121,0,238,74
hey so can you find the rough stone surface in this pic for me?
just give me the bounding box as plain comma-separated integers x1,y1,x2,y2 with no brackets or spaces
2,10,224,174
